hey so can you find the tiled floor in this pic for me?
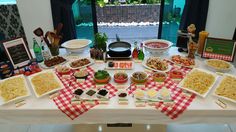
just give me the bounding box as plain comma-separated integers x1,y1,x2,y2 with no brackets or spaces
0,124,235,132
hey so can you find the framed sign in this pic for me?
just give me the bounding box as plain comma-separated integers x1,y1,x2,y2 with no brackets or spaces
202,37,236,62
2,38,32,68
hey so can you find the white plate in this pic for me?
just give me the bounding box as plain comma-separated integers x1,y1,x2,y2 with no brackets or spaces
177,68,218,98
39,56,68,69
0,75,31,105
142,58,172,72
67,58,94,70
213,74,236,104
168,56,199,68
204,59,233,72
28,70,64,98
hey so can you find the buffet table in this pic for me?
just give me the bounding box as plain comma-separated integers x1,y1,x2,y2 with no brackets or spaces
0,47,236,124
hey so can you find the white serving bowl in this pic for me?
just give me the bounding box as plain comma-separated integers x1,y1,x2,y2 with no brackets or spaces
142,39,173,55
61,39,92,53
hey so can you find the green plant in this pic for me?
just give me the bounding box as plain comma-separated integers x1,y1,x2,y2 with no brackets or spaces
114,0,120,5
97,0,106,7
95,33,108,51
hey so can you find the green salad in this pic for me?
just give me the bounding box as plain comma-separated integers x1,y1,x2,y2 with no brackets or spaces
94,70,110,80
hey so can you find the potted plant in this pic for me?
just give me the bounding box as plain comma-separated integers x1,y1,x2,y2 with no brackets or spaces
95,32,108,52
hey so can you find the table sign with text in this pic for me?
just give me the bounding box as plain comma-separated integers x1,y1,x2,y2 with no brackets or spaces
202,37,236,62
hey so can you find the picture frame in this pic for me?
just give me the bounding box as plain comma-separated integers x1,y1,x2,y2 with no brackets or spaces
201,37,236,62
2,37,33,68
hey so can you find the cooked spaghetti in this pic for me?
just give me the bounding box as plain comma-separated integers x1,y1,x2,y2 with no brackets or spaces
206,59,230,69
182,69,215,95
31,72,60,96
0,77,28,102
215,75,236,101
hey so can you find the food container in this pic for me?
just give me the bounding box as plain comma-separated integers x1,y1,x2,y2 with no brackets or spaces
61,39,92,53
118,91,128,105
94,70,110,84
96,89,109,99
107,41,132,57
74,70,89,79
152,72,167,82
131,71,148,84
114,72,128,84
169,70,184,79
94,76,111,84
55,66,71,75
73,88,84,99
205,59,233,72
143,39,173,55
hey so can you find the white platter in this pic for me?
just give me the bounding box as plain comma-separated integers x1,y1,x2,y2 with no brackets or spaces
28,70,64,98
213,73,236,104
0,75,31,105
67,58,94,70
167,55,199,68
38,56,68,69
142,58,172,72
204,59,233,72
177,68,219,98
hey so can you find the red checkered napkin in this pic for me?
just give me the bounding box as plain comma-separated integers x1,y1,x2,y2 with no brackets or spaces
155,78,196,119
54,67,117,120
54,67,97,120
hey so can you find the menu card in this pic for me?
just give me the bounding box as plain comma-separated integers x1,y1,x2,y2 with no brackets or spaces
2,38,32,68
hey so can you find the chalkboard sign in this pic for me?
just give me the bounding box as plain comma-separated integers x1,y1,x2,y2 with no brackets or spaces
202,37,236,62
2,38,32,68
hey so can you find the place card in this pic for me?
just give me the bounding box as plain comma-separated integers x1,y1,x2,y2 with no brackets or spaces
49,92,59,99
134,59,143,63
95,60,105,64
15,100,26,107
215,99,227,109
116,85,128,89
96,84,105,89
136,84,145,89
76,79,85,83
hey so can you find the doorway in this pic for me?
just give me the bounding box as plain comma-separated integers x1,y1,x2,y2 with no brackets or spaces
72,0,186,45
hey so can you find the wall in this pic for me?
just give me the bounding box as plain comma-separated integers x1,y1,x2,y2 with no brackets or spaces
205,0,236,39
96,4,161,23
16,0,54,48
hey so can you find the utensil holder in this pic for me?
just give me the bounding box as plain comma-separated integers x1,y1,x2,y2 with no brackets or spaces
49,45,59,56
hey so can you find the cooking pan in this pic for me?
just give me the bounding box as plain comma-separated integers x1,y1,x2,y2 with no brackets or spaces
107,35,131,57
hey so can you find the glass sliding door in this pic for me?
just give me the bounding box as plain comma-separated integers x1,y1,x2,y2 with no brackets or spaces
96,0,161,44
159,0,185,45
72,0,97,46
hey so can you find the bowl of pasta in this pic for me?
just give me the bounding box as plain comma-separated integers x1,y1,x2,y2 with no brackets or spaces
205,59,233,72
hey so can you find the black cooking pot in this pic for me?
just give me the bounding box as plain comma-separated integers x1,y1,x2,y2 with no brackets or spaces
107,41,131,57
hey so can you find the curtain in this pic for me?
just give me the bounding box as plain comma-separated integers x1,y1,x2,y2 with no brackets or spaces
177,0,209,48
50,0,76,43
0,33,7,62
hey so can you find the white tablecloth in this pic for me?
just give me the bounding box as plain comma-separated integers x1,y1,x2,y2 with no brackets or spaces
0,47,236,124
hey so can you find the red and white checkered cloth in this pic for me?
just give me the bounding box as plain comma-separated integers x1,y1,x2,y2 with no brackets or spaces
128,63,196,120
53,67,117,120
203,52,233,61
